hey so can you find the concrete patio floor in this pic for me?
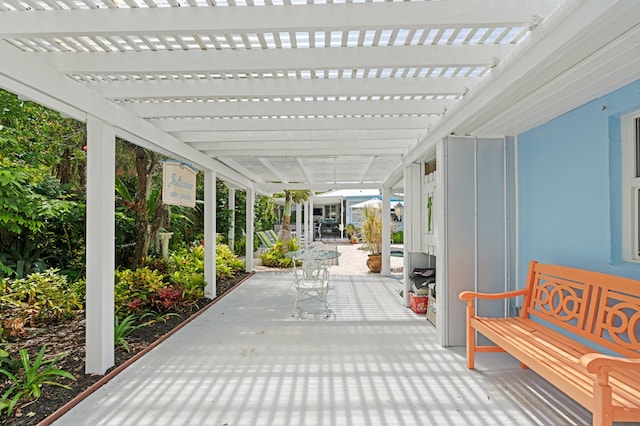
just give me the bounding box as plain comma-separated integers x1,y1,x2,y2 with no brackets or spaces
53,246,601,425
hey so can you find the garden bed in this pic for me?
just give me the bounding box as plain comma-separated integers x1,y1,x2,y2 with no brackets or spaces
0,272,252,426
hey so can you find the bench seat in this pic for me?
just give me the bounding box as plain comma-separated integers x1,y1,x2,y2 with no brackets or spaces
472,316,640,422
460,261,640,426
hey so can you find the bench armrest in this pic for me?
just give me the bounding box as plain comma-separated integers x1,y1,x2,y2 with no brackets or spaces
459,288,528,302
579,353,640,373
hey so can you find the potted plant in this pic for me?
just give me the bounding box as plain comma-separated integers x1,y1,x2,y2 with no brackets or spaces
344,223,359,244
361,203,383,273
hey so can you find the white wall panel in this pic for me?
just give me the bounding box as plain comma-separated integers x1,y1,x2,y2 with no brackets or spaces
442,136,514,347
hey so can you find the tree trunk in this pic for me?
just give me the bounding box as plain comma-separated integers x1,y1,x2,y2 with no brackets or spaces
131,146,162,269
277,193,292,242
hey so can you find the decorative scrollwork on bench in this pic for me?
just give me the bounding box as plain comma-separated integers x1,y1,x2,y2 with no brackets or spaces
532,277,587,324
599,301,640,351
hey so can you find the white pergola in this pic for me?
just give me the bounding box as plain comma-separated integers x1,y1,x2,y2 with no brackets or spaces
1,0,639,373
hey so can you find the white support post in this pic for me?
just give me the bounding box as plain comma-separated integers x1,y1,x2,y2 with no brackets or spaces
307,198,313,244
340,197,345,240
381,187,391,276
406,163,424,307
85,116,115,375
295,202,302,244
228,188,235,251
204,170,217,298
301,200,313,247
245,188,255,272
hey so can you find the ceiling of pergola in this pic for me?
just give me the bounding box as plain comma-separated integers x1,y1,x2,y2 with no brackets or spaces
1,0,640,192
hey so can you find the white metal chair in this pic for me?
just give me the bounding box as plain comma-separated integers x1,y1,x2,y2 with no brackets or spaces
308,241,326,250
291,252,330,318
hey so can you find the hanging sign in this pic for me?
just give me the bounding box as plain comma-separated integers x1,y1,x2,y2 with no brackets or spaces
162,160,197,207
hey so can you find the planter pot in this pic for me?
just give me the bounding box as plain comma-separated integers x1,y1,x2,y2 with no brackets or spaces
366,254,382,273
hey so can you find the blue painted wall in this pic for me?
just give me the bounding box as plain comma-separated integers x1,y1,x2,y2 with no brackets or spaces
517,79,640,284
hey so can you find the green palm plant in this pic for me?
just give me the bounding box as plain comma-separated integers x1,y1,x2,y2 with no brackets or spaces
277,190,311,242
114,314,146,353
0,345,75,416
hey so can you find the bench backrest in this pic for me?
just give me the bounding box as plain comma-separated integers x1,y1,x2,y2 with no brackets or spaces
522,261,640,358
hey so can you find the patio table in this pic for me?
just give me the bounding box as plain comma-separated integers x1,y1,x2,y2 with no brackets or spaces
285,248,341,261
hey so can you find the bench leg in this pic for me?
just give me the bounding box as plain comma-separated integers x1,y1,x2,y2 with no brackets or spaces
592,371,613,426
465,303,475,369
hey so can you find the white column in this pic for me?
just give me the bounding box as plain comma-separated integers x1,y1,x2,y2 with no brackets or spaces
85,116,115,375
403,164,422,307
339,197,345,240
228,187,235,251
204,170,217,298
304,200,313,245
381,187,391,276
245,188,255,272
295,202,302,243
307,198,313,244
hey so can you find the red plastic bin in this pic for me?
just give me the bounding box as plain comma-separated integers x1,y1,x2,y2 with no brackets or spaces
409,291,428,314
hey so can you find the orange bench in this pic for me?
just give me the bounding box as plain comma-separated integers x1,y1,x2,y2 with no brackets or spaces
459,260,640,426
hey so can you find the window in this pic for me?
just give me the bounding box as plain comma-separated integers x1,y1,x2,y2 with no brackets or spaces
622,112,640,261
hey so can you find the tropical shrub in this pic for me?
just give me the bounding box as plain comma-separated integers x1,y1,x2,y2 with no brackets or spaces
216,242,245,280
0,269,83,331
168,239,245,302
391,230,404,244
259,239,299,268
233,235,246,256
153,285,183,309
169,245,205,275
114,267,165,316
169,270,205,302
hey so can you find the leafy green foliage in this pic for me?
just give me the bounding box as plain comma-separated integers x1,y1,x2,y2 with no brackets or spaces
0,345,75,416
254,196,277,232
216,242,245,280
114,315,146,353
259,239,299,268
115,237,245,316
0,347,19,375
392,230,404,244
167,245,206,302
114,268,166,316
0,90,87,279
0,270,83,333
0,166,47,236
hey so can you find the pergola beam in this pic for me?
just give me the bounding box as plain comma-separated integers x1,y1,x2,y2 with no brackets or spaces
0,1,549,36
91,77,475,100
193,138,412,152
256,182,383,192
205,147,404,157
37,45,509,74
179,129,420,143
124,99,453,118
151,116,436,132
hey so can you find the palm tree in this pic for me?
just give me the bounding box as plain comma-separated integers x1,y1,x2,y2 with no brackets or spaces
278,189,311,242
